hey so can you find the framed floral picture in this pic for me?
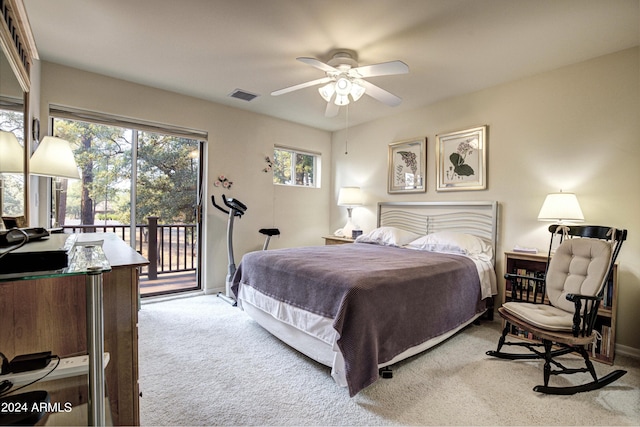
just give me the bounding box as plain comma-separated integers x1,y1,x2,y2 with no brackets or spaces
436,126,487,191
388,138,426,193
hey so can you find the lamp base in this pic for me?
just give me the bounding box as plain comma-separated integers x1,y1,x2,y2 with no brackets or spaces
339,219,360,239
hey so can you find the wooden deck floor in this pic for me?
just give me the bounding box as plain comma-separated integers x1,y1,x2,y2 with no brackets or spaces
140,271,198,296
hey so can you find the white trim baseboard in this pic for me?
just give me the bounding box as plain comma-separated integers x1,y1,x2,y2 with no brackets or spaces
616,343,640,360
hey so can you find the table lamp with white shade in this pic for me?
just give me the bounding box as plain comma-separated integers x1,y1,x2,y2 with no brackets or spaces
30,136,80,227
0,130,24,228
537,191,584,223
0,130,23,174
336,186,363,238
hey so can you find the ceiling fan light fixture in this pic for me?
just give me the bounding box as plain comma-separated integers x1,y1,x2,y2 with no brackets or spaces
334,94,350,106
318,83,335,102
350,81,365,101
274,50,407,113
335,77,352,96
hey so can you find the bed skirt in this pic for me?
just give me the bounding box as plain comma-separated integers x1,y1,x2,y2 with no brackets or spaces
238,284,487,390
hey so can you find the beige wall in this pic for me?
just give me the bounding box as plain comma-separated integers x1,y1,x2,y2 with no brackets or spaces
36,47,639,354
37,62,332,294
330,47,640,354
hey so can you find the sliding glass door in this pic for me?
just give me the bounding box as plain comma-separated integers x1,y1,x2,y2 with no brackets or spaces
51,117,203,296
135,130,202,295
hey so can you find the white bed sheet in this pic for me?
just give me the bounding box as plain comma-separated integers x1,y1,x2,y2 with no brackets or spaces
237,254,494,389
469,255,497,299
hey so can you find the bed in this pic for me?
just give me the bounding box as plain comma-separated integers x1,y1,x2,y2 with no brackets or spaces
231,201,498,396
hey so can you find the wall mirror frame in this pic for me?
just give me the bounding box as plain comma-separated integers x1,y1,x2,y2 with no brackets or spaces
0,0,38,222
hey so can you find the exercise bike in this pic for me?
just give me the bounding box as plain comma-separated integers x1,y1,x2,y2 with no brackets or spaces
212,195,279,305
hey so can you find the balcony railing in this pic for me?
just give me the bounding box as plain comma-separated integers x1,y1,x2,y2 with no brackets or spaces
61,217,197,280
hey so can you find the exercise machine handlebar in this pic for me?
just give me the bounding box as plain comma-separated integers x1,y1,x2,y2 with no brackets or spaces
211,194,247,217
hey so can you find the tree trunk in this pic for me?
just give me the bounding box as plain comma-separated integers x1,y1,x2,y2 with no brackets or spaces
56,180,68,226
80,134,95,229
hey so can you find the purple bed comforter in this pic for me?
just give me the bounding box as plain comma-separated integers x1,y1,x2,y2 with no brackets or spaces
231,242,487,396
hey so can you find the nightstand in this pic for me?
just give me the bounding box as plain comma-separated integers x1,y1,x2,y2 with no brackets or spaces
323,236,355,245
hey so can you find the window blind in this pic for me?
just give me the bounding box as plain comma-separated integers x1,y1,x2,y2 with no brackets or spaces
0,95,23,111
49,104,208,141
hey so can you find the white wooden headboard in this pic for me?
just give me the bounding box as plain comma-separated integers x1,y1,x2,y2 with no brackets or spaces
377,201,499,249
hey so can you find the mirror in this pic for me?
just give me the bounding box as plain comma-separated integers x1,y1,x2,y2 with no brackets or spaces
0,40,26,220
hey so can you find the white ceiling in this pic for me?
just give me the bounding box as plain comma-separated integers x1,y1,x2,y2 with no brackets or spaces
23,0,639,132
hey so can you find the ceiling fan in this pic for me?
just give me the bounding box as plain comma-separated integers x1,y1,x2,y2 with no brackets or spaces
271,49,409,117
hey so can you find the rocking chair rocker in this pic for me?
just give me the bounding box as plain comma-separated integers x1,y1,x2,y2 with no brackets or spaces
487,224,627,395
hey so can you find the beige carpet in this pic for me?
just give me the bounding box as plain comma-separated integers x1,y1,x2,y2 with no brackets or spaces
138,295,640,426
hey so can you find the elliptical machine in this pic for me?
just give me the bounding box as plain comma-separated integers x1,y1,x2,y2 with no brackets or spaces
212,194,247,305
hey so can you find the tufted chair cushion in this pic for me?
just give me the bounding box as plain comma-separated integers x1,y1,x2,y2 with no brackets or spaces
545,237,612,313
502,302,573,331
502,237,612,332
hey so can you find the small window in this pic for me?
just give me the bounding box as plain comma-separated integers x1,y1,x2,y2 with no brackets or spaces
272,147,320,188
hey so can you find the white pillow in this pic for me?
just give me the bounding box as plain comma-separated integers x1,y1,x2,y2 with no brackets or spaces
407,231,493,259
355,227,421,247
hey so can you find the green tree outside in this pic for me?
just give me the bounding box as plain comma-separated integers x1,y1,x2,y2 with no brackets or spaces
53,118,199,226
0,108,25,216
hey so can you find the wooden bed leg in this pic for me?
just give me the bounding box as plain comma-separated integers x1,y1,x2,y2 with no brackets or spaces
485,297,495,321
476,307,494,324
486,308,494,321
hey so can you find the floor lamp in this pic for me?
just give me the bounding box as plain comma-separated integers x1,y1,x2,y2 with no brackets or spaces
30,136,80,228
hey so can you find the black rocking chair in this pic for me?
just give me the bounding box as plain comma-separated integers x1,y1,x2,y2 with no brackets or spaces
487,224,627,394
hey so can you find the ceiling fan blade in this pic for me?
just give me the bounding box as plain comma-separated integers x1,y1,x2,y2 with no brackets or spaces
352,60,409,78
325,102,339,118
271,77,332,96
359,80,402,106
297,57,338,73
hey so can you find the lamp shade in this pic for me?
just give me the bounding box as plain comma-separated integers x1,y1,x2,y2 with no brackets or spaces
0,130,24,173
350,81,365,101
537,192,584,222
318,83,335,102
30,136,80,179
335,77,352,96
337,187,362,207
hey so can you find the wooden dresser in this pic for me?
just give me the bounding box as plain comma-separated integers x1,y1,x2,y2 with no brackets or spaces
0,233,148,425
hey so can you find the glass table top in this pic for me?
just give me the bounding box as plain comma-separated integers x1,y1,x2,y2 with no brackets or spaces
0,234,111,282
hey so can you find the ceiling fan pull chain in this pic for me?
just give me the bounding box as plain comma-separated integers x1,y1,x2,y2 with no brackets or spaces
345,104,349,155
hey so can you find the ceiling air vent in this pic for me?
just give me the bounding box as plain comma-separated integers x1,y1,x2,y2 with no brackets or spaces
228,89,259,102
